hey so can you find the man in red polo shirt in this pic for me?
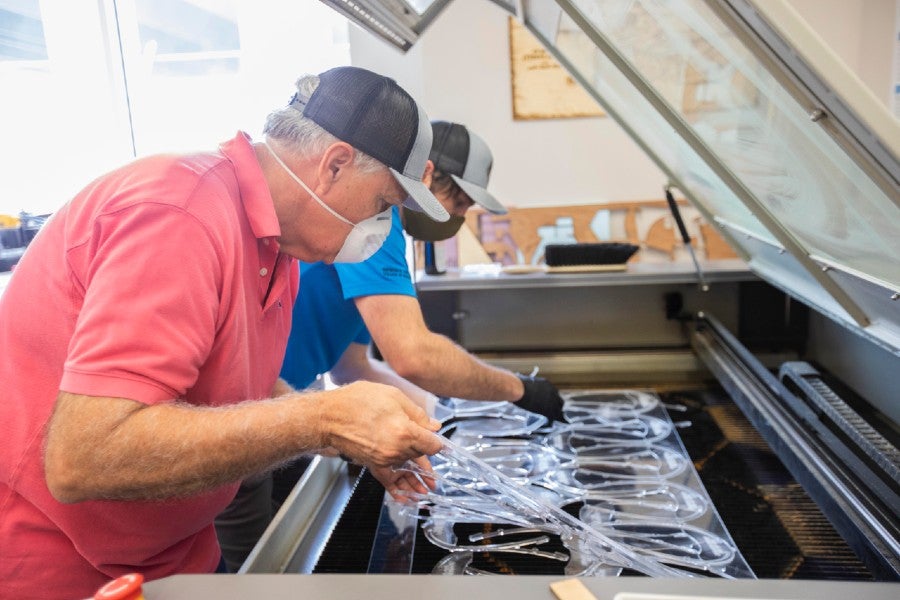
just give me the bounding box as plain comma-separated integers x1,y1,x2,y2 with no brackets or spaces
0,66,448,599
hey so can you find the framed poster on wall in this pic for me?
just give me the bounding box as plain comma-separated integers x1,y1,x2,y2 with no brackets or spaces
508,17,605,120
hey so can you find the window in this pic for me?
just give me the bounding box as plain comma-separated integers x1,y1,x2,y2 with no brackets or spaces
0,0,351,216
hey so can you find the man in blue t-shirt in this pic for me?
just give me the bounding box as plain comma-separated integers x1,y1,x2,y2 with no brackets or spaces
278,206,425,400
281,122,563,416
215,122,564,571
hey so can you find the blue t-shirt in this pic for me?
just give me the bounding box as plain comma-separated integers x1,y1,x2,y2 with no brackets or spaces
280,206,416,389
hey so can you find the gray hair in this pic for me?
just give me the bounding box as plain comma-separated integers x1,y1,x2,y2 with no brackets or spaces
263,75,383,174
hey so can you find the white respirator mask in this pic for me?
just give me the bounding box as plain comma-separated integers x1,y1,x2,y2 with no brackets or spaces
264,141,392,263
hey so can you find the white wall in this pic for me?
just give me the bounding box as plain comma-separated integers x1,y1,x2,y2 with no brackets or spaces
351,0,668,208
788,0,897,107
349,0,897,208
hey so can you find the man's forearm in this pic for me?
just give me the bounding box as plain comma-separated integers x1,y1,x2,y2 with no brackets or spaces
45,391,329,503
341,357,437,412
330,343,438,414
392,333,524,401
45,381,441,504
355,295,525,403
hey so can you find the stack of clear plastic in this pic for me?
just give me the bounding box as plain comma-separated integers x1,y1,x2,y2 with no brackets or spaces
433,397,549,437
396,391,754,578
397,434,694,577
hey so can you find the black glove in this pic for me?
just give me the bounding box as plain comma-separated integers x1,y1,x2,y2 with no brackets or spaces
515,374,565,423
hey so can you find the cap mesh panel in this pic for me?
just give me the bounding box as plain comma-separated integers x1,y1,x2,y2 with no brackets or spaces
430,122,469,177
303,66,419,173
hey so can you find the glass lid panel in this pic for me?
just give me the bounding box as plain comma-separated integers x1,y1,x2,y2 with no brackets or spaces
568,0,899,288
406,0,438,14
542,9,774,243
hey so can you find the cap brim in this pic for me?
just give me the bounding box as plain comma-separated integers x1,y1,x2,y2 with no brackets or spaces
391,168,450,222
400,208,465,242
451,175,507,215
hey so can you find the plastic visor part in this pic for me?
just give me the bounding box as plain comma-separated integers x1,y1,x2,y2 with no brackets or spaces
545,417,673,448
563,390,660,421
423,518,568,561
430,551,624,577
395,433,696,578
576,514,738,575
447,433,689,486
435,397,549,437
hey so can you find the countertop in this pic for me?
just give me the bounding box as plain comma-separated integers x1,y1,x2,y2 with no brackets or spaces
414,259,755,291
144,574,898,599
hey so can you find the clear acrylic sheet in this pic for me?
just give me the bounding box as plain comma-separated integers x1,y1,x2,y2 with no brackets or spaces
430,480,710,523
396,433,694,578
400,390,754,579
577,514,737,571
434,397,549,437
563,390,660,421
546,420,675,450
430,551,623,577
426,434,726,573
444,433,690,492
553,390,754,578
423,517,569,562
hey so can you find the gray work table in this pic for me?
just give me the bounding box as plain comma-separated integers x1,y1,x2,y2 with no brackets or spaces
411,259,755,354
413,259,755,291
144,574,898,599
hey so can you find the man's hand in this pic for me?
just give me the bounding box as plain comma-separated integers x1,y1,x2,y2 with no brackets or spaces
514,374,565,422
369,455,437,502
44,382,441,504
319,381,443,468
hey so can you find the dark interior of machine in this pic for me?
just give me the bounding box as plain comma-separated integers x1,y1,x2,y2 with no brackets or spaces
291,279,897,580
311,387,877,579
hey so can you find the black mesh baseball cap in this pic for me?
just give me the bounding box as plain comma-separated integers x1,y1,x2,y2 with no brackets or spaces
430,121,507,215
291,66,449,222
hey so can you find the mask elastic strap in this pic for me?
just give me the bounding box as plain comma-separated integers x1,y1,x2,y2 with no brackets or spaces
263,140,354,227
289,91,310,111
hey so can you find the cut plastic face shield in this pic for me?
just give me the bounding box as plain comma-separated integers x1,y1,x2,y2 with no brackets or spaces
395,389,754,579
563,390,660,421
434,398,548,437
396,434,696,578
447,434,689,489
552,415,674,447
423,518,568,562
576,516,739,576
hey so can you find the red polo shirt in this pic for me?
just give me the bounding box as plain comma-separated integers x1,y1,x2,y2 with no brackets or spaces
0,132,297,599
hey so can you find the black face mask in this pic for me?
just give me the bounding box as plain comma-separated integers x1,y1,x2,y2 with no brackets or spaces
400,207,466,241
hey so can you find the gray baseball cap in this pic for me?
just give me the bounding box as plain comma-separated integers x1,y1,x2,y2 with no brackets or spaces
295,66,450,222
429,121,507,215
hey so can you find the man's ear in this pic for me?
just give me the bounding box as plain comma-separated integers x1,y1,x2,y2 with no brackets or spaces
422,160,435,188
315,142,355,193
